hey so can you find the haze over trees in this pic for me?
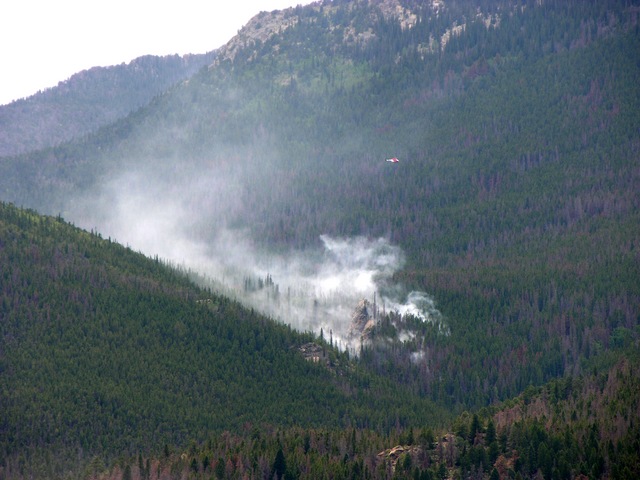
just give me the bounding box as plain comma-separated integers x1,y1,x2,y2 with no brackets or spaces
0,52,216,157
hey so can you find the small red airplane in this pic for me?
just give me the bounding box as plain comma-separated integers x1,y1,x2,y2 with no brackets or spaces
385,157,399,163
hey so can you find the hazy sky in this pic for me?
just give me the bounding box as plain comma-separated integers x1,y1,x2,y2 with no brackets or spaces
0,0,314,105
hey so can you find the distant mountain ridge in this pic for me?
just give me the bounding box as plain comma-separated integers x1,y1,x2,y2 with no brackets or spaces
0,51,216,157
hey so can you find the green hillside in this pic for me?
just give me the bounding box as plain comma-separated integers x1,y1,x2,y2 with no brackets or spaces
0,202,445,478
1,0,639,477
29,0,636,410
80,355,640,480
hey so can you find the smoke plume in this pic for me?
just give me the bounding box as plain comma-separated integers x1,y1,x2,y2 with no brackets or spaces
65,122,445,353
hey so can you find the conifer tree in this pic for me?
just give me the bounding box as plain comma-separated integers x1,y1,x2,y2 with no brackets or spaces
272,447,286,480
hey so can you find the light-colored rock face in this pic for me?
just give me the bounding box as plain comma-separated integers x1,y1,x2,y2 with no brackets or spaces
374,0,419,28
214,9,300,63
209,0,513,72
348,298,376,341
212,0,446,65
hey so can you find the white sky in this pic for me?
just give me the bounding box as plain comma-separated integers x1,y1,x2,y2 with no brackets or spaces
0,0,314,106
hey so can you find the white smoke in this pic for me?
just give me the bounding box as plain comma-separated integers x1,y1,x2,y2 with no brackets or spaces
384,291,450,335
66,149,447,354
199,233,406,350
191,233,449,353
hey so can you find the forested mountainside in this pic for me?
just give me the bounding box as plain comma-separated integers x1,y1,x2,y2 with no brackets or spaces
2,200,637,479
64,355,640,480
1,0,639,477
0,52,215,157
2,0,637,409
0,202,446,478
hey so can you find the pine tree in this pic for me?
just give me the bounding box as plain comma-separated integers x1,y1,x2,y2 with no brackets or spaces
469,414,481,444
272,447,287,480
486,420,496,444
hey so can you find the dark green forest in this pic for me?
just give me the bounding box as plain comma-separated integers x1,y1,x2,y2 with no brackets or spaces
1,203,637,479
0,202,446,478
1,0,639,478
144,356,639,480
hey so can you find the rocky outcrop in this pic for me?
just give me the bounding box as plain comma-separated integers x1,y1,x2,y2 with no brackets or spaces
213,9,299,64
298,342,326,364
377,445,423,470
212,0,440,65
348,299,376,342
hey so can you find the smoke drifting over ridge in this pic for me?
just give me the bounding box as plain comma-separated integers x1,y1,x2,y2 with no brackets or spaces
66,126,445,353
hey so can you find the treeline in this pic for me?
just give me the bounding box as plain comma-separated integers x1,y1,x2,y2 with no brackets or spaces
34,355,638,480
450,355,640,480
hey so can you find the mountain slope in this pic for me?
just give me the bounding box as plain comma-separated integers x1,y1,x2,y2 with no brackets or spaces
90,356,640,480
449,356,640,480
1,1,639,478
0,52,215,157
0,202,446,477
0,0,638,424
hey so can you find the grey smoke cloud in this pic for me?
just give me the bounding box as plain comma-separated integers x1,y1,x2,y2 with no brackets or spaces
66,143,446,353
195,231,405,348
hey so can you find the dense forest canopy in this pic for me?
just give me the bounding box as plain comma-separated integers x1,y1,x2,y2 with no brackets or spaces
0,201,447,477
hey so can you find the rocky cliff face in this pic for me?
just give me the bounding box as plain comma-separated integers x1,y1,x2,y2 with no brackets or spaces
348,299,376,342
211,0,438,65
213,8,300,64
